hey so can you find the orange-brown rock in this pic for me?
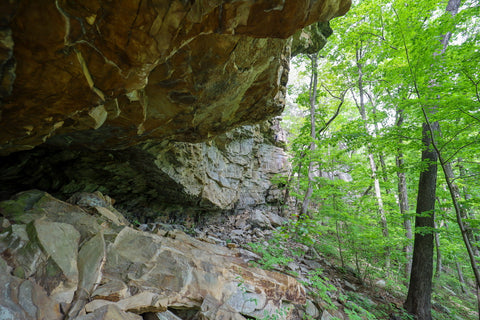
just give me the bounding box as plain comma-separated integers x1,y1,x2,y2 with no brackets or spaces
0,0,350,155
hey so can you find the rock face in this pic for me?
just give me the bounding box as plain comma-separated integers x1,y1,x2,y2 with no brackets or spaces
0,190,306,319
0,0,350,155
0,119,290,218
150,119,290,211
0,0,351,219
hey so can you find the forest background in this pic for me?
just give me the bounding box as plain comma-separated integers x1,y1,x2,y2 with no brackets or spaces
266,0,480,319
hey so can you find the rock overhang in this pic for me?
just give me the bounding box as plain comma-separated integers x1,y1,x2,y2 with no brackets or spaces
0,0,351,213
0,0,351,155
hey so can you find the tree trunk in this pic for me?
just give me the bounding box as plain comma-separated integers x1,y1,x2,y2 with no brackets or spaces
372,102,390,188
405,122,439,320
404,2,462,318
434,220,443,278
458,159,480,256
300,54,318,217
397,152,413,277
395,108,413,279
456,261,467,294
444,219,469,294
354,44,390,269
437,156,480,316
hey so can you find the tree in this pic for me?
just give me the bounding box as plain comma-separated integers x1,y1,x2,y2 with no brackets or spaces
300,54,319,218
284,0,480,316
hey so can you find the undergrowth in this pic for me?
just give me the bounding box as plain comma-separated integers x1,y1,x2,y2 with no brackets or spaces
246,216,476,319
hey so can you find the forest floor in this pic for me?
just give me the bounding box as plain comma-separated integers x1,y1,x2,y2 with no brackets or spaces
152,208,478,320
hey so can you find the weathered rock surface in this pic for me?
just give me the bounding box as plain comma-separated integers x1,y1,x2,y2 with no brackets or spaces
150,120,290,211
0,190,306,319
291,22,334,56
0,0,350,155
0,272,63,320
0,119,290,217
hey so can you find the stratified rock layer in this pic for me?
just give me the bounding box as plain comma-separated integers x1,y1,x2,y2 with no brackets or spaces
0,119,289,215
0,0,350,155
0,190,306,319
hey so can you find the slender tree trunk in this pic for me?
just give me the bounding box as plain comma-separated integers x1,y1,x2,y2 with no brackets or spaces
336,219,345,269
458,159,480,256
437,156,480,316
294,157,304,212
398,153,413,277
395,107,413,279
372,103,390,188
443,220,468,293
405,122,439,320
354,45,390,269
434,220,443,278
456,261,467,294
300,54,318,217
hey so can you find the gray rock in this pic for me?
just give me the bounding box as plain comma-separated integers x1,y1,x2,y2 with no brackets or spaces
433,302,451,315
230,229,245,237
199,295,246,320
249,210,272,228
68,191,112,208
74,304,142,320
375,279,386,288
153,310,184,320
0,273,63,320
305,300,320,318
268,212,287,227
92,280,130,301
343,280,357,292
33,220,81,303
0,255,10,273
1,191,308,319
68,232,107,318
321,310,335,320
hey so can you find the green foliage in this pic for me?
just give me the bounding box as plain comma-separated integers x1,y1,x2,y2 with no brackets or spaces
260,306,292,320
301,269,338,311
248,237,294,271
277,216,320,246
284,0,480,317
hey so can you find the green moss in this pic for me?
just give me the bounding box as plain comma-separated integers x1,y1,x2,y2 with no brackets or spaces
0,190,46,223
13,266,25,279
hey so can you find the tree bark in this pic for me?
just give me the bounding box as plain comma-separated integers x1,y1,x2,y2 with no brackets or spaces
300,54,319,218
404,1,462,318
405,122,439,320
354,44,390,269
434,220,443,278
395,108,413,278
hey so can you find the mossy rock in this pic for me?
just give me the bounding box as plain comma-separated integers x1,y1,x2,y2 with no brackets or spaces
0,189,46,223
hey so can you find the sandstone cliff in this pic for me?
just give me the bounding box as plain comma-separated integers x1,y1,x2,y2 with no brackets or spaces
0,0,350,156
0,0,351,217
0,3,352,318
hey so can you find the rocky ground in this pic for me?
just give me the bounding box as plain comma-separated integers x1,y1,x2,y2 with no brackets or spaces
0,190,466,320
137,203,412,320
0,190,304,320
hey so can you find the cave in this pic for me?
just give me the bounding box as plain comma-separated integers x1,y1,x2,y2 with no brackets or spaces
0,0,346,223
